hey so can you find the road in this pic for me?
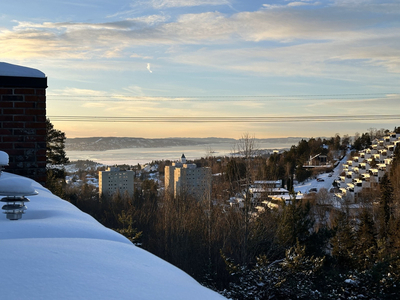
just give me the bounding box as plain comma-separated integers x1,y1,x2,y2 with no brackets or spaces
294,154,348,194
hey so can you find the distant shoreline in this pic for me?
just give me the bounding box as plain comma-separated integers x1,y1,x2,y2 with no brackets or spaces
66,140,299,166
66,136,307,152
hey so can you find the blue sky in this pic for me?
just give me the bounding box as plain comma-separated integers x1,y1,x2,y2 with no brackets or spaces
1,0,400,138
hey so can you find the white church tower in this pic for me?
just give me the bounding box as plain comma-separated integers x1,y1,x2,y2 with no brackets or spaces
181,154,187,164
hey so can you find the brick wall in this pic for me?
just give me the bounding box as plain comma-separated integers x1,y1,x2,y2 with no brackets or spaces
0,76,47,185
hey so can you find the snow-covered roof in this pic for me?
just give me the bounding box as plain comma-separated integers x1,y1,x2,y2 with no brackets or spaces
250,187,289,194
0,172,224,300
253,180,282,185
269,194,303,201
0,62,45,78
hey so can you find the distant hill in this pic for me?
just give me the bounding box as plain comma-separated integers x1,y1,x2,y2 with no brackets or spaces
65,137,307,151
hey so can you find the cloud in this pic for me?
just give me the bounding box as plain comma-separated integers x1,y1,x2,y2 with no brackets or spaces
287,1,319,7
50,87,108,97
149,0,230,8
122,85,145,95
262,4,283,9
332,0,375,7
131,14,170,25
164,34,400,79
147,63,153,73
331,0,400,13
81,102,107,108
130,53,153,59
3,5,397,50
1,2,399,77
58,1,99,8
263,1,320,9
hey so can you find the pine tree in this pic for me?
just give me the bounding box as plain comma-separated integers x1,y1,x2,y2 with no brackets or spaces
46,118,69,193
276,198,314,248
222,241,324,300
115,210,142,246
46,118,69,165
331,211,356,268
354,208,377,269
378,173,393,239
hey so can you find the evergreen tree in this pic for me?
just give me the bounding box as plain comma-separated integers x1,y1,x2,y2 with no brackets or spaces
46,118,69,192
331,211,356,268
46,118,69,165
276,198,314,248
115,210,143,246
378,173,393,239
222,241,324,300
354,209,377,269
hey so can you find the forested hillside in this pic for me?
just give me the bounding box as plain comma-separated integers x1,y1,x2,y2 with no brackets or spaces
52,129,400,299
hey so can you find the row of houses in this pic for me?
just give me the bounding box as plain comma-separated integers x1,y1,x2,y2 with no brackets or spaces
228,180,304,210
335,132,400,201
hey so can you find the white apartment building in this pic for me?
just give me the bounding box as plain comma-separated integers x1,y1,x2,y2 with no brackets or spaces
165,154,211,200
99,167,134,197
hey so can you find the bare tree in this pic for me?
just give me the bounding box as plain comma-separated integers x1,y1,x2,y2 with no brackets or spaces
314,188,332,231
233,133,258,263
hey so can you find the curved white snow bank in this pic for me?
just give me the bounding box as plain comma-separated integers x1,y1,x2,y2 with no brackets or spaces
0,62,45,78
0,172,225,300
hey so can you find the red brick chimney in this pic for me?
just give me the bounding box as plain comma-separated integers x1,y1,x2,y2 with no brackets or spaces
0,63,47,186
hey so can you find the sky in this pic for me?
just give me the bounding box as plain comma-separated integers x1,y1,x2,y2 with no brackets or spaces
1,0,400,139
0,171,225,299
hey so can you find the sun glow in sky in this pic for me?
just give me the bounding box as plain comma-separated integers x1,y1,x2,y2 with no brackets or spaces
1,0,400,138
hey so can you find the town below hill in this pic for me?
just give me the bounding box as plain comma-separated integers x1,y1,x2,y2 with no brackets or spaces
66,137,306,151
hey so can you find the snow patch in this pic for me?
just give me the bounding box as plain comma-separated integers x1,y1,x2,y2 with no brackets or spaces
0,62,45,78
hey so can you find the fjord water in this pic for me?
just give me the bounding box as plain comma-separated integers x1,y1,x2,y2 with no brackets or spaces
67,141,296,166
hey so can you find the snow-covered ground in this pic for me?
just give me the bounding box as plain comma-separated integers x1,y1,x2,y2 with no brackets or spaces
294,155,348,194
0,172,225,300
